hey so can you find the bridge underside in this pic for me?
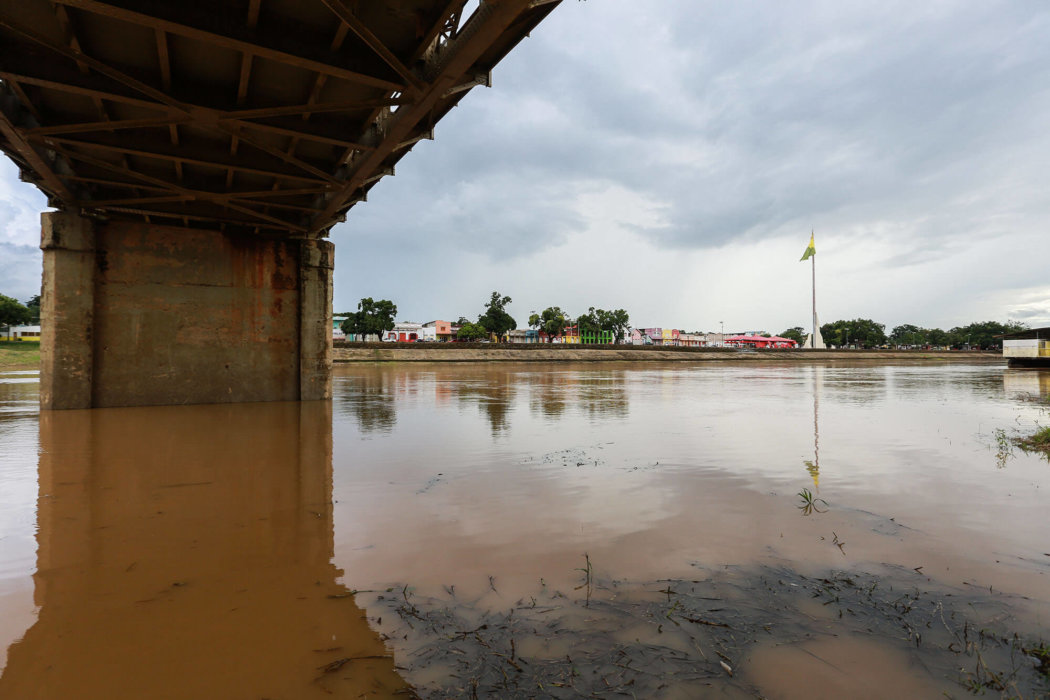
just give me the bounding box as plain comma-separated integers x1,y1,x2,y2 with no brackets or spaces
0,0,559,407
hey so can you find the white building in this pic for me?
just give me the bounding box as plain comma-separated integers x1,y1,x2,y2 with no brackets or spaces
1003,326,1050,367
1,324,41,341
382,322,424,342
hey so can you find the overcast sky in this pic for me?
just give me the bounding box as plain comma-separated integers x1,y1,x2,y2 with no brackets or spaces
3,0,1049,332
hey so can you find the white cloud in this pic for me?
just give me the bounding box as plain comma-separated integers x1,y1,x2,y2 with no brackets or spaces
4,1,1050,331
0,159,46,302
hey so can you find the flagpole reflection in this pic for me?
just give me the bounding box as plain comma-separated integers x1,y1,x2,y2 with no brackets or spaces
804,366,821,489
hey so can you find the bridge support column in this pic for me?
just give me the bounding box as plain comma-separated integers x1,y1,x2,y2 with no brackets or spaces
39,212,96,410
298,239,334,401
39,211,333,409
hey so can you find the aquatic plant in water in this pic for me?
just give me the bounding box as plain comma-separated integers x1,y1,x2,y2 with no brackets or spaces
1017,426,1050,452
1000,425,1050,461
797,487,828,515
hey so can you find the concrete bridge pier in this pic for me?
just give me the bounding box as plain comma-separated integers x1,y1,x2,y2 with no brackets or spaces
39,211,333,409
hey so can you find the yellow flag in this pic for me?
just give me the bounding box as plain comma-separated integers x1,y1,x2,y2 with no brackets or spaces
800,232,815,261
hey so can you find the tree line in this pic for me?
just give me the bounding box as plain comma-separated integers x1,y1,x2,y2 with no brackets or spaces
779,319,1028,350
7,285,1027,351
527,306,630,343
336,292,1027,349
337,292,521,341
338,292,630,342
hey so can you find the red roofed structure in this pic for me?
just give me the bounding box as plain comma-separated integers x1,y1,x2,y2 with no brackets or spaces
724,335,798,349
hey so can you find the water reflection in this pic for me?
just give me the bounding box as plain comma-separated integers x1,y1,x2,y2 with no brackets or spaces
452,370,519,435
0,370,38,419
332,364,633,438
525,368,630,421
335,365,397,434
0,402,406,699
527,369,568,419
1003,368,1050,401
803,365,822,488
4,362,1050,698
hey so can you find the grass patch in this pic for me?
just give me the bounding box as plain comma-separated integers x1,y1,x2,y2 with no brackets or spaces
0,341,40,368
1015,426,1050,455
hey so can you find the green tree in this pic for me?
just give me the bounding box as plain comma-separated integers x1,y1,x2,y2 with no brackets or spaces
820,318,886,348
780,327,806,345
528,313,541,330
340,297,397,340
0,294,32,327
24,295,40,323
478,291,516,341
538,307,568,342
597,308,630,342
890,324,924,347
575,307,630,343
820,320,848,347
576,308,600,334
456,322,488,341
925,328,950,348
947,320,1027,350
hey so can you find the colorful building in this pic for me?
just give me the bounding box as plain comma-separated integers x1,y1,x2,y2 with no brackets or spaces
382,322,424,342
724,334,798,349
556,325,614,345
508,329,540,343
1,325,41,341
333,315,348,340
661,328,678,345
560,325,581,344
580,329,613,344
423,320,454,342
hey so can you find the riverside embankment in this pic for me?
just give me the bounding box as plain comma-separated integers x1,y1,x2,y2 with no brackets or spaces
333,342,1004,363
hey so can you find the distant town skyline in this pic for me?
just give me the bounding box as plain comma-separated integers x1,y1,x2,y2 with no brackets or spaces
3,1,1049,332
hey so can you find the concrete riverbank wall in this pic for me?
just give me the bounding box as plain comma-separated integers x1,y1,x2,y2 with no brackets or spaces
334,344,1003,364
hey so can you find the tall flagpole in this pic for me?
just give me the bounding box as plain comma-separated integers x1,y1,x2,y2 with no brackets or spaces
812,239,816,347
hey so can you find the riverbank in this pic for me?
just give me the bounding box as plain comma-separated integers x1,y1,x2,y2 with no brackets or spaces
334,342,1004,364
0,342,40,370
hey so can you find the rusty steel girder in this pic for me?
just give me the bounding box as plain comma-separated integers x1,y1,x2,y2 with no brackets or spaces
0,0,561,237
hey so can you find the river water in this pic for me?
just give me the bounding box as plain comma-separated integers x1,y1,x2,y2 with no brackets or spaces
0,361,1048,698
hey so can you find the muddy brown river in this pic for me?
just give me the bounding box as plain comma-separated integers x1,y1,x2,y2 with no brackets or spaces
0,361,1048,698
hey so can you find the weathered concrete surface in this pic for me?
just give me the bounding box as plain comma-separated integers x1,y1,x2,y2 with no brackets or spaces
334,345,1005,364
298,240,334,401
39,213,96,410
40,212,332,408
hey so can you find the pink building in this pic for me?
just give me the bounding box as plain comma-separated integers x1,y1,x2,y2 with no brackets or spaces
724,334,798,349
423,320,453,341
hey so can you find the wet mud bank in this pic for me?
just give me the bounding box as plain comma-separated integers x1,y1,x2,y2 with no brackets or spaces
366,562,1050,699
334,344,1004,364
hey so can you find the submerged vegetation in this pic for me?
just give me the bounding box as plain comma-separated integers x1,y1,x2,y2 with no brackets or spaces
993,387,1050,463
1015,426,1050,456
365,562,1050,699
797,487,828,515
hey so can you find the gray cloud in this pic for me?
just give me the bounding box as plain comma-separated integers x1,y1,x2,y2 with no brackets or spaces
3,1,1048,330
333,0,1050,268
0,243,42,304
0,158,46,302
